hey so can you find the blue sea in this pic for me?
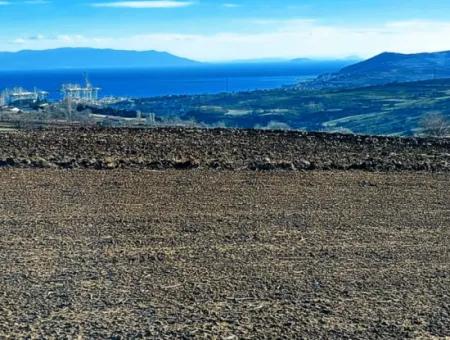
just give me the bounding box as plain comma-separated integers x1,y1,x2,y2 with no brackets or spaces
0,62,343,100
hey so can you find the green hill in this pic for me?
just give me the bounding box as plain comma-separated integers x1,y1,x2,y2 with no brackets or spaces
121,78,450,136
306,50,450,89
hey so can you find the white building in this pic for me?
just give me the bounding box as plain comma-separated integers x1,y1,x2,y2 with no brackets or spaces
1,88,49,107
61,78,101,104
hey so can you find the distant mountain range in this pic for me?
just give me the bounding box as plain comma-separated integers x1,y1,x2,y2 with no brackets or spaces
290,57,360,64
306,50,450,89
0,47,362,71
0,48,200,70
4,47,450,93
226,57,360,65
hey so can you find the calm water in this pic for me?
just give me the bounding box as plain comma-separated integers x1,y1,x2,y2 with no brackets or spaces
0,62,342,100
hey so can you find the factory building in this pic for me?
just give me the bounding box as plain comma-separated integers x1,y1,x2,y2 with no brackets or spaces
0,88,49,108
61,77,101,104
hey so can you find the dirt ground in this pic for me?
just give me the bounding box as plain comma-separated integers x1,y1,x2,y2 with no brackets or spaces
0,169,448,338
1,128,449,172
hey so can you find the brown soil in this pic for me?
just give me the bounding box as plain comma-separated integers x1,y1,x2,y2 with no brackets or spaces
0,169,448,338
0,128,449,171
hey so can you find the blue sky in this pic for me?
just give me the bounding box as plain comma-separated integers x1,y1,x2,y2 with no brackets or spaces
1,0,450,60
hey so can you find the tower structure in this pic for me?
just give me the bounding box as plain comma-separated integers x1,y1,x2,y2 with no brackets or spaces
61,76,101,104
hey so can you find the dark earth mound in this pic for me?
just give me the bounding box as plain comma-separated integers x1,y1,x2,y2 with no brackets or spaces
0,128,449,171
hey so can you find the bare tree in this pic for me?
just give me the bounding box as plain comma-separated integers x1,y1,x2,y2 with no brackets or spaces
419,112,450,138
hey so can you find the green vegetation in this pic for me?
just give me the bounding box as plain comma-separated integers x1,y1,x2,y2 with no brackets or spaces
3,77,450,136
125,78,450,136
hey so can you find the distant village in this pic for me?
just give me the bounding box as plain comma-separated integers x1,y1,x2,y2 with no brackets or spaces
0,78,156,127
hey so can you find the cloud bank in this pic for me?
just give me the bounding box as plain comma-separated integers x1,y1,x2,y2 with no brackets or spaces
6,19,450,61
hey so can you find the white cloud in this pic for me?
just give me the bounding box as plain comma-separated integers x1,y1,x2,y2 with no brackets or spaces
0,1,10,5
222,3,239,8
5,19,450,61
12,38,26,44
92,1,193,8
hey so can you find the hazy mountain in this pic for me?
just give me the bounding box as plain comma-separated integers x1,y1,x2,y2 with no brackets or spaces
308,50,450,88
225,58,289,64
290,57,360,64
288,58,360,72
0,48,200,70
290,58,312,63
224,57,359,66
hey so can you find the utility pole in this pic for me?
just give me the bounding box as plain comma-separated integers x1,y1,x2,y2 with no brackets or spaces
66,96,72,121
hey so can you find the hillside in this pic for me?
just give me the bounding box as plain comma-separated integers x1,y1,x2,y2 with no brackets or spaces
0,48,200,70
108,78,450,136
306,50,450,88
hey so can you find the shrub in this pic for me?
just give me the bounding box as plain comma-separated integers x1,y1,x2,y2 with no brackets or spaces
419,113,449,138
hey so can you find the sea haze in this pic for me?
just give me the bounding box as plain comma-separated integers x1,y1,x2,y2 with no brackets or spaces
0,61,350,99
